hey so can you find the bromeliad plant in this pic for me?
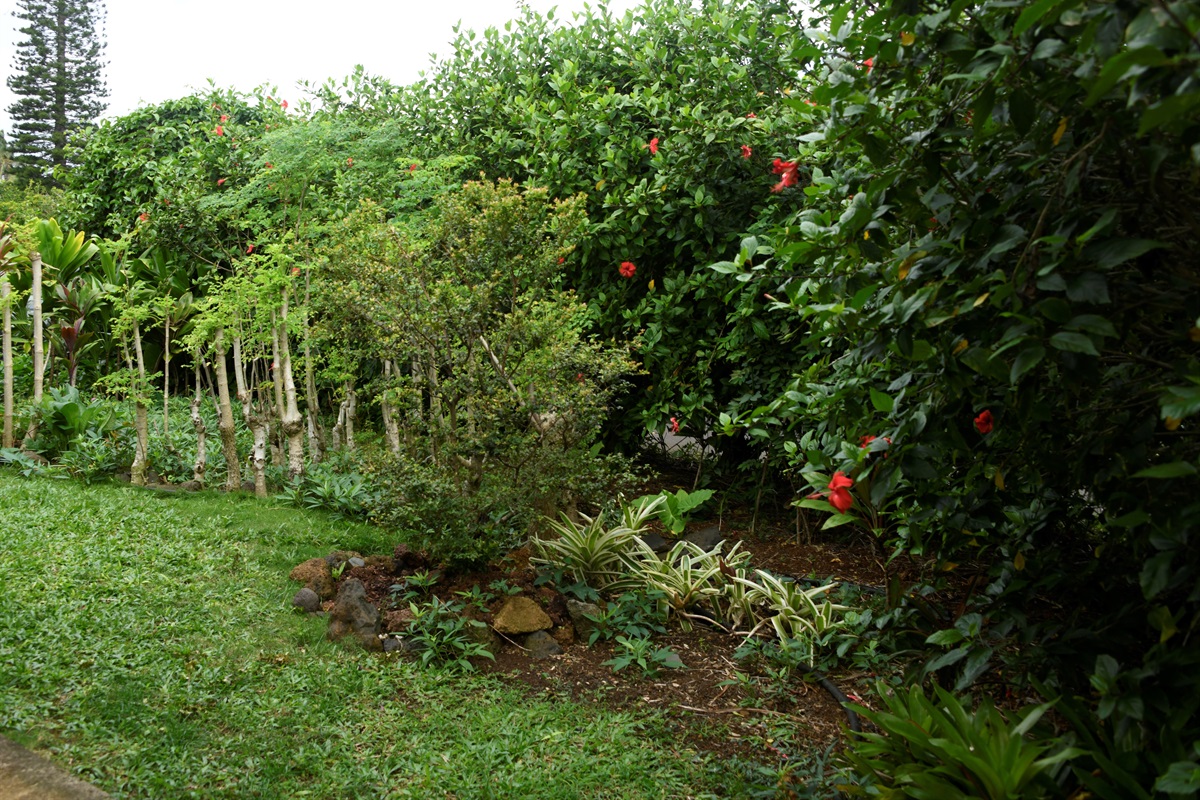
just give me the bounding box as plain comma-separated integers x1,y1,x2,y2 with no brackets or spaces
630,538,751,631
738,570,846,660
841,684,1082,799
530,494,665,592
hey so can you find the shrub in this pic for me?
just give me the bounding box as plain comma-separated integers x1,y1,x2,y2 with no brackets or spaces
841,684,1081,799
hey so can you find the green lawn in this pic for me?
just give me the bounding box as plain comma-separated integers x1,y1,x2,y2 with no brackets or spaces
0,473,748,798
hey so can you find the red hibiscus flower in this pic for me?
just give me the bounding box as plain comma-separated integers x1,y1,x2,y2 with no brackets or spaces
828,471,854,513
644,137,659,155
669,416,680,435
346,157,353,167
265,162,273,169
219,114,228,122
291,267,301,276
863,57,875,73
138,212,149,222
246,244,254,254
409,164,417,172
619,261,637,278
746,112,757,118
859,435,876,447
557,257,565,264
770,159,799,192
974,409,993,434
217,177,226,186
741,144,753,159
214,125,224,136
280,100,288,110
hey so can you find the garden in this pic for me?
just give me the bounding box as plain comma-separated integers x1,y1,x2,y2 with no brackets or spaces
1,0,1198,797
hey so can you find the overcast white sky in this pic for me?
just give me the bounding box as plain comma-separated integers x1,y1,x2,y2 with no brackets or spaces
0,0,643,135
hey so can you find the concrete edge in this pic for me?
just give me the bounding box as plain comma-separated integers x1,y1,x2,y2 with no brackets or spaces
0,735,110,800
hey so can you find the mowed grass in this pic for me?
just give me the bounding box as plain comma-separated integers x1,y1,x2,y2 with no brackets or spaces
0,473,741,799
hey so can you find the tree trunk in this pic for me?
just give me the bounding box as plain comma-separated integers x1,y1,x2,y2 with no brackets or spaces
232,327,251,427
276,294,305,477
130,318,151,487
2,273,12,448
381,360,401,454
22,253,42,445
214,330,241,491
162,319,171,438
250,388,268,499
190,362,206,485
344,381,357,451
302,269,325,463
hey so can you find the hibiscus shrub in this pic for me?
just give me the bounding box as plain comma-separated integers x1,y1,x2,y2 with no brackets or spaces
711,0,1199,791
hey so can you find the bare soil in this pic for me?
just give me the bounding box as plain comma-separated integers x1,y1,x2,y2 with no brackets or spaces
324,500,935,769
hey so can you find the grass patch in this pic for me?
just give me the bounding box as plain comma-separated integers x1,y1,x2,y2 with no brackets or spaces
0,473,743,798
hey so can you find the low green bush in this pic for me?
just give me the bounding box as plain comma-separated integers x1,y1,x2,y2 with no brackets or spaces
841,684,1081,799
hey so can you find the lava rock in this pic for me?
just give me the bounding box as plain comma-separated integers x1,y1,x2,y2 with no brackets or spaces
492,596,553,635
524,630,563,659
639,532,670,554
326,579,382,651
684,524,723,551
289,557,335,600
291,587,321,613
393,543,427,570
566,599,602,641
325,550,362,569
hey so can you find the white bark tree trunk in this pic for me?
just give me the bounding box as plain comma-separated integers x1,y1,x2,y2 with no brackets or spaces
302,270,325,463
214,330,241,491
130,319,151,487
275,294,305,477
162,319,171,438
23,253,42,445
2,273,12,448
190,362,207,485
250,404,268,498
381,360,401,454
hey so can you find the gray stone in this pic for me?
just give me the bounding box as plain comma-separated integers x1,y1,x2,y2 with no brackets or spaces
524,630,563,659
179,480,203,492
326,579,382,651
291,587,321,613
348,557,366,568
639,532,670,554
382,636,420,654
325,550,362,568
566,598,602,642
0,734,111,798
684,524,723,551
492,596,553,635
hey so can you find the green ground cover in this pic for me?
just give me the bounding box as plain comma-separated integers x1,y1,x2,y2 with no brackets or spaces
0,473,744,799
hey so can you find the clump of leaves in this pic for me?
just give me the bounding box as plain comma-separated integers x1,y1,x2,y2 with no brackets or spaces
402,597,495,673
603,635,684,679
584,590,671,645
840,684,1081,799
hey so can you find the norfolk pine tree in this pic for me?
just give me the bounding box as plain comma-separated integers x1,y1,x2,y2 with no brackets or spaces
6,0,108,185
